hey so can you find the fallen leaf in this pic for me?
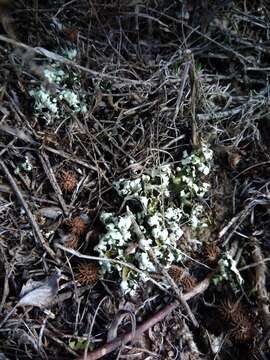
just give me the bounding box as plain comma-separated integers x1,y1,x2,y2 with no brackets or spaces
64,28,79,42
37,207,63,220
0,184,12,194
228,152,242,169
0,352,10,360
18,270,61,308
16,329,39,352
0,124,37,145
107,310,136,342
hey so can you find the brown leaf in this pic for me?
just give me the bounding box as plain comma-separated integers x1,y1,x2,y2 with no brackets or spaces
228,152,242,169
64,28,79,42
124,242,138,256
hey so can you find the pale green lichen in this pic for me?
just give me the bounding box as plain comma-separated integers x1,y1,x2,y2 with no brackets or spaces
95,144,213,295
29,89,59,114
43,68,66,84
29,48,87,124
59,90,80,109
15,156,33,174
65,48,77,60
212,251,244,290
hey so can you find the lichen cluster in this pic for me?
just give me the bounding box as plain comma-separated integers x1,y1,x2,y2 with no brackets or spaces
29,49,87,124
14,156,32,174
95,144,213,295
213,251,244,290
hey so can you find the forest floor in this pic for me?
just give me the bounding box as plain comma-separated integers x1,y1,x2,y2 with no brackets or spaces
0,1,270,359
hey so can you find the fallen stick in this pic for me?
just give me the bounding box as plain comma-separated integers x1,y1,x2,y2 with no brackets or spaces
0,34,144,85
77,273,212,360
0,159,59,262
251,237,270,331
38,152,69,217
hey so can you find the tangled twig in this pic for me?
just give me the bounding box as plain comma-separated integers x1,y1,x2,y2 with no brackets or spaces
77,273,212,360
0,159,58,262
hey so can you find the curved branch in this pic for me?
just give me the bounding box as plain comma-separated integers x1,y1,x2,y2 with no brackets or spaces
77,273,212,360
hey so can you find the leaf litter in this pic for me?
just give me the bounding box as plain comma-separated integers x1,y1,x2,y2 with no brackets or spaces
18,269,61,308
0,1,270,359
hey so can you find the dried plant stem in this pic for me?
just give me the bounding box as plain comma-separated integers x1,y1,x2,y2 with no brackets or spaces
56,244,167,292
0,302,20,329
189,53,199,147
39,152,69,216
0,121,98,172
197,105,245,121
0,248,10,314
179,320,200,356
219,202,254,245
251,237,270,330
0,34,143,85
172,61,190,124
77,274,212,360
149,248,198,327
0,159,58,262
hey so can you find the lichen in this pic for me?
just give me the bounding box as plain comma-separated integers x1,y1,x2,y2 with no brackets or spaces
14,156,33,174
212,251,244,290
29,48,87,124
95,144,213,294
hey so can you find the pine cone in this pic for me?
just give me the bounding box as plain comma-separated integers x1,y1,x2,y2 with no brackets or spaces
230,311,252,343
203,242,221,265
59,171,77,192
76,263,98,285
168,265,197,292
65,234,79,249
219,298,240,321
69,216,86,236
168,265,184,283
219,298,252,343
181,275,197,292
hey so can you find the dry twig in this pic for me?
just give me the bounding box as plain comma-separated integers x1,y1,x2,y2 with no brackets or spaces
0,34,145,86
38,152,69,217
0,159,58,262
251,237,270,331
77,274,212,360
56,244,167,292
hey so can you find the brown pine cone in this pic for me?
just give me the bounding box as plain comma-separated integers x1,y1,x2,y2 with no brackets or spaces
59,171,77,192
